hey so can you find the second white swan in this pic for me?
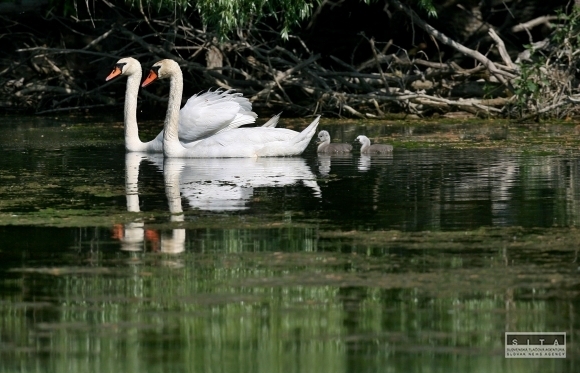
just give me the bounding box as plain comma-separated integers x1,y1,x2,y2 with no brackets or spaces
141,59,320,158
106,57,269,152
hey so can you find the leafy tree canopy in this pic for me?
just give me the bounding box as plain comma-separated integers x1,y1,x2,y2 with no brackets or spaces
122,0,436,39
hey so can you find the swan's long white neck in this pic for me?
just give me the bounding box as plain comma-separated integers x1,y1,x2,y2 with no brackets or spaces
124,70,145,151
163,68,184,157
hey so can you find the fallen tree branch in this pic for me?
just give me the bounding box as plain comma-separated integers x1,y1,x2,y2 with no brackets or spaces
388,0,516,88
36,103,118,115
14,84,75,97
512,15,558,33
16,47,120,59
250,54,321,102
488,29,516,70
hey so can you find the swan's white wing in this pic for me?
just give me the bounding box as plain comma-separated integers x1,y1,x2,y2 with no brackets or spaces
260,113,281,128
178,90,257,142
209,128,297,147
181,127,296,157
176,116,319,158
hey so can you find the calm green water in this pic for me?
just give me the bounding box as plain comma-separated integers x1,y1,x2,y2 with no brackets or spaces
0,115,578,372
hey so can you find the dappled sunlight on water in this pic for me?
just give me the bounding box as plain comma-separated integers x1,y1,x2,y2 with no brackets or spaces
0,116,578,372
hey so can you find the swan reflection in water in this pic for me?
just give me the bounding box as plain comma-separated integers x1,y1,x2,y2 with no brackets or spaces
113,153,321,251
113,152,185,254
168,157,321,211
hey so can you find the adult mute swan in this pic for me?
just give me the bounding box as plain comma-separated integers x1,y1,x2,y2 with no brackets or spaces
316,130,352,153
106,57,267,152
355,135,393,153
141,59,320,158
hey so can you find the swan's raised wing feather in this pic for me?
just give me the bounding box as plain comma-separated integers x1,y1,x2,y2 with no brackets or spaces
260,113,281,128
178,90,257,142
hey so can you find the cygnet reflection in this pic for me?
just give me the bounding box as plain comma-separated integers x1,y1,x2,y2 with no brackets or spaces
357,153,394,172
358,155,371,172
317,154,353,177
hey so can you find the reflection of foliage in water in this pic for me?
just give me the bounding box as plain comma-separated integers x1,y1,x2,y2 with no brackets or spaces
0,224,577,372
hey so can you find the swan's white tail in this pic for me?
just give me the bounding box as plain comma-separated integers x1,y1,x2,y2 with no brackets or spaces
292,116,320,152
256,116,320,157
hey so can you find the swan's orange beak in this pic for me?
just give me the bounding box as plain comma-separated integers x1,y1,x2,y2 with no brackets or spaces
141,69,159,87
106,66,122,81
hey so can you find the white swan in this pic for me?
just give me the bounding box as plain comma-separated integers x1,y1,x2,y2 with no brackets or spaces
106,57,268,152
141,59,320,158
355,135,393,153
316,130,352,153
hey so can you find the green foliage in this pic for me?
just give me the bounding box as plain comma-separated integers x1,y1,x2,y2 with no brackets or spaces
194,0,436,39
512,58,549,116
193,0,318,40
414,0,437,17
57,0,437,39
49,0,78,17
364,0,437,17
511,6,580,118
124,0,190,12
195,0,437,39
122,0,319,40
